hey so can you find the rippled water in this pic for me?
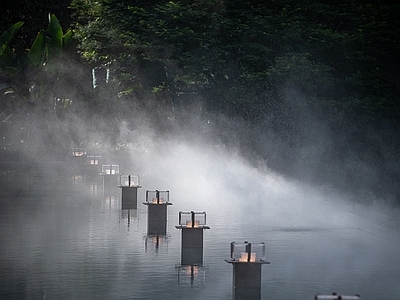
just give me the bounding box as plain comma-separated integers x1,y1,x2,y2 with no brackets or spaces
1,170,399,300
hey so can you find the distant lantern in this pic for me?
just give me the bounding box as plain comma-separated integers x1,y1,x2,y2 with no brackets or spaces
225,241,270,300
72,147,86,157
71,147,87,171
143,190,172,235
118,175,141,210
100,164,120,190
101,164,120,175
175,211,210,266
86,154,101,165
85,154,102,176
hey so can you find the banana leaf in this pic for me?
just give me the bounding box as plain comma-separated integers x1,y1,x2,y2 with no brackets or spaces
47,14,63,58
27,30,46,66
0,21,24,57
63,29,74,49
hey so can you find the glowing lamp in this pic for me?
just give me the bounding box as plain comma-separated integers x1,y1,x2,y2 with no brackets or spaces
152,197,164,204
228,241,266,263
118,175,141,188
176,211,208,228
101,164,120,175
186,220,200,228
87,155,101,165
176,211,210,265
239,252,256,262
143,190,172,235
144,190,170,205
225,241,270,299
117,175,141,210
72,147,86,157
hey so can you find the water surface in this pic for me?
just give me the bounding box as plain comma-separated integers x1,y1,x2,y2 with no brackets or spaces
0,170,399,300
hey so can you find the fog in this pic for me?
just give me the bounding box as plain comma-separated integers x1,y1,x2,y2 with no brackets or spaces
1,67,400,299
2,75,399,235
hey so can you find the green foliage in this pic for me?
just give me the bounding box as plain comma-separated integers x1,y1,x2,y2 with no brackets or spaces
69,0,399,119
0,21,24,57
27,30,46,66
1,13,78,118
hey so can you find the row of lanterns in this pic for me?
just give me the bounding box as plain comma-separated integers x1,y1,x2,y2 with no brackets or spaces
104,165,270,299
72,148,361,300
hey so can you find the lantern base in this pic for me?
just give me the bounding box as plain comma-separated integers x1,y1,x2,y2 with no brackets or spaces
121,186,138,209
181,247,203,265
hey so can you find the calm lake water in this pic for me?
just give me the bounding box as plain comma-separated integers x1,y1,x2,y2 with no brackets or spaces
1,166,399,300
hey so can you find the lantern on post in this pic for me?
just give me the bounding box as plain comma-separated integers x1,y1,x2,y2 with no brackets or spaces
225,241,270,299
85,154,102,176
100,164,120,190
143,190,172,235
175,211,210,265
118,175,141,209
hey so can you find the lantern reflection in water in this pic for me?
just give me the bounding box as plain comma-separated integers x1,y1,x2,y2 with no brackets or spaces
144,233,169,254
103,196,119,210
72,175,85,187
177,264,206,286
89,184,98,197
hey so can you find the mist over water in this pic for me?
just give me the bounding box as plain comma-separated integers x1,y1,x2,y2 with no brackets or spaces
1,86,400,299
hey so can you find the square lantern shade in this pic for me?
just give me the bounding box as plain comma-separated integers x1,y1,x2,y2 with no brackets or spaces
118,175,141,187
101,164,120,175
145,190,170,204
86,155,101,165
177,211,209,229
230,242,266,263
72,148,87,157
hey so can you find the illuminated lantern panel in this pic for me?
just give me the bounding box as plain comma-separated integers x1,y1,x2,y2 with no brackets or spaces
145,190,170,204
118,175,141,187
101,164,120,175
178,211,207,228
87,155,101,165
72,148,86,157
230,242,266,263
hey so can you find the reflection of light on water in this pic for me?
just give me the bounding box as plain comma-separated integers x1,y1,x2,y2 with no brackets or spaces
144,234,169,254
119,209,138,230
177,265,206,286
103,196,120,210
72,175,85,187
89,184,97,196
